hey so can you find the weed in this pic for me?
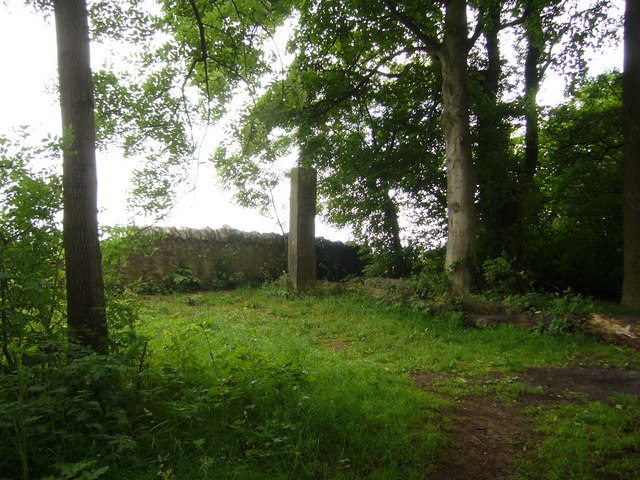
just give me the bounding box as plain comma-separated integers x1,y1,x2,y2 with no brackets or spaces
163,261,202,293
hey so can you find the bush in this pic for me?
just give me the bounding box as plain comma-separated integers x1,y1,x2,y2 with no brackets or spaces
411,248,449,301
482,253,531,297
0,131,64,369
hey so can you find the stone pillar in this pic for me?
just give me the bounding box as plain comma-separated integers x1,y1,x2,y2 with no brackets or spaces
288,167,317,290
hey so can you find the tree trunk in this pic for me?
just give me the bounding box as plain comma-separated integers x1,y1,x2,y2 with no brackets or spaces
381,190,409,278
622,0,640,309
53,0,108,351
440,0,477,295
516,2,544,261
475,2,519,260
522,27,541,182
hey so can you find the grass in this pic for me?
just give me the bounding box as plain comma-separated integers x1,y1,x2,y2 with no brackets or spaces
145,286,632,377
517,396,640,479
134,288,450,479
2,284,639,479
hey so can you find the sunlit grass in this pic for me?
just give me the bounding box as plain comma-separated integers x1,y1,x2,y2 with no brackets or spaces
110,285,640,479
141,286,636,378
133,287,452,479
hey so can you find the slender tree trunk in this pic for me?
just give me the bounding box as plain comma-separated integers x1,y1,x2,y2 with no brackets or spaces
53,0,108,351
475,2,519,260
440,0,477,295
515,1,544,261
381,190,408,278
522,32,541,181
622,0,640,309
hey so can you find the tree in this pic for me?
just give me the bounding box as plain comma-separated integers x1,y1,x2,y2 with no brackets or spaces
434,0,478,294
53,0,108,351
81,0,626,299
473,0,520,261
622,0,640,308
472,0,619,265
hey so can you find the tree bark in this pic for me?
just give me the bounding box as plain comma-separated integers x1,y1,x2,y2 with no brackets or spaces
53,0,108,351
514,1,544,261
475,2,520,260
440,0,477,295
522,21,542,183
381,190,409,278
584,314,640,349
622,0,640,309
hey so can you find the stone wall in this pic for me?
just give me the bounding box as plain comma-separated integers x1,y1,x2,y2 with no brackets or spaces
121,226,362,286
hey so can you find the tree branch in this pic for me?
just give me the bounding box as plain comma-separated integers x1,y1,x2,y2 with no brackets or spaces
382,0,442,56
187,0,212,106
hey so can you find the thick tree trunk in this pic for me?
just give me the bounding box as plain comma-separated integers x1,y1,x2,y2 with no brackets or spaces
440,0,477,295
622,0,640,309
53,0,108,351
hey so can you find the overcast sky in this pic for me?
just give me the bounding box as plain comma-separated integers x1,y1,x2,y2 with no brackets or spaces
0,2,624,242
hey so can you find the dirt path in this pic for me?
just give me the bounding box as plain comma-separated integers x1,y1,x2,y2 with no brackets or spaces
414,366,640,480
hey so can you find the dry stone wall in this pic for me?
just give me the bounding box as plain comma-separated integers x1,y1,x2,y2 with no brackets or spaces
121,226,362,286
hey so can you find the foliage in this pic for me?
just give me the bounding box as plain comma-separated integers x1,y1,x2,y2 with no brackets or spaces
86,0,296,218
505,290,595,318
410,247,450,301
0,131,64,369
163,261,202,293
208,0,622,287
0,131,148,479
213,0,449,264
526,72,623,298
0,347,146,480
32,0,628,295
482,254,532,297
100,225,159,293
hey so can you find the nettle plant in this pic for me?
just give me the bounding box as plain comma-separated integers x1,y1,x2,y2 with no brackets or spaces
0,131,64,368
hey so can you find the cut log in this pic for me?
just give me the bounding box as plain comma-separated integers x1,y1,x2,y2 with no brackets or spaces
460,296,510,315
464,313,552,329
584,314,640,349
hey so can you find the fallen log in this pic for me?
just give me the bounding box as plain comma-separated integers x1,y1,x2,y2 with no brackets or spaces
464,311,640,351
459,296,510,316
464,313,554,329
584,314,640,350
343,281,640,350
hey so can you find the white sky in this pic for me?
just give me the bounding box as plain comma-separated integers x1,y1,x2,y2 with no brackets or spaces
0,2,624,243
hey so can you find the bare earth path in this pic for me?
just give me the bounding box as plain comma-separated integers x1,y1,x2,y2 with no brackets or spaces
414,366,640,480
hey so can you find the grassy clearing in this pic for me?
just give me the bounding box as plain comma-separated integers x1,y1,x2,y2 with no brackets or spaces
145,286,632,377
2,285,639,479
130,285,639,479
